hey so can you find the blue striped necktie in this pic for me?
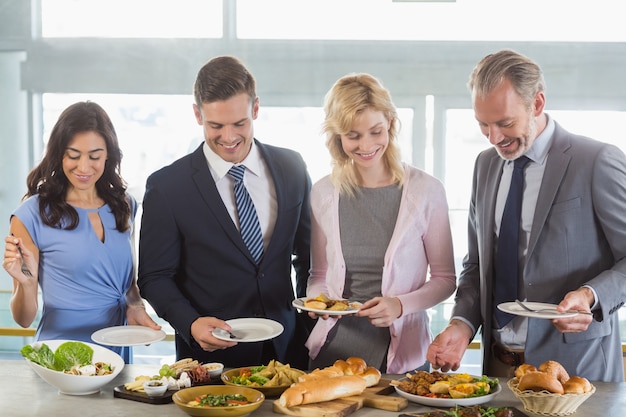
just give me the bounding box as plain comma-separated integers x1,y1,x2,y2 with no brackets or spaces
494,155,531,327
228,165,264,264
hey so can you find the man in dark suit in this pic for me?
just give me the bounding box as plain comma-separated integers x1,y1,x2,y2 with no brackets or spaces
138,56,312,369
427,49,626,382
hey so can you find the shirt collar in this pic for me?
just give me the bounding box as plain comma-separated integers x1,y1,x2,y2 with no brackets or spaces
523,113,554,165
203,139,262,180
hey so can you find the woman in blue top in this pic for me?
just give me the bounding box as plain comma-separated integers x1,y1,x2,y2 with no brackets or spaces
2,101,160,362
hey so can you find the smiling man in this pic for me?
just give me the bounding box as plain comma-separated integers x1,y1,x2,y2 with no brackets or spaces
427,49,626,382
138,56,312,369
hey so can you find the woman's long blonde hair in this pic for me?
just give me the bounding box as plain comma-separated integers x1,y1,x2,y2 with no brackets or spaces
322,73,404,196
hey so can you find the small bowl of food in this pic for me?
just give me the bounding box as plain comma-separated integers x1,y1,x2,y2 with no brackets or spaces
172,385,264,417
143,380,168,397
21,339,124,395
202,362,224,380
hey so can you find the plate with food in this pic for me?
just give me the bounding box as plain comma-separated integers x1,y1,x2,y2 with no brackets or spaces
212,318,284,342
91,325,166,346
221,359,305,397
391,371,501,407
292,295,362,316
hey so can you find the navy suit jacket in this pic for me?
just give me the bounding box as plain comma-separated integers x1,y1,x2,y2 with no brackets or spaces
138,141,311,368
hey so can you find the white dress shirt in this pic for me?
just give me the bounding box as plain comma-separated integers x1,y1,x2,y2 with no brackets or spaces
202,141,277,251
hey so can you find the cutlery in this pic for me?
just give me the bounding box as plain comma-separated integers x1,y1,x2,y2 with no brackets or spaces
515,299,592,316
11,233,33,278
227,331,240,339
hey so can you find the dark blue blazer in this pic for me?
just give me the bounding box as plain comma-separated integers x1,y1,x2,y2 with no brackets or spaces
138,140,311,368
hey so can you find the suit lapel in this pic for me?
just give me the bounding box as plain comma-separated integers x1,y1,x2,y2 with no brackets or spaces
527,130,572,259
189,146,252,259
482,152,504,279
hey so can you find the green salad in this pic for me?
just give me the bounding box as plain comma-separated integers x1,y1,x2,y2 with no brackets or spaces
21,341,95,372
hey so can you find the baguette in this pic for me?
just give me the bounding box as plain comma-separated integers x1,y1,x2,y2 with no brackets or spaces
298,358,381,387
278,375,367,407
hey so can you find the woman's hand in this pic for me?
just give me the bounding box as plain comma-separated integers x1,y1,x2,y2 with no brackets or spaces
126,303,162,330
3,235,38,284
355,296,402,327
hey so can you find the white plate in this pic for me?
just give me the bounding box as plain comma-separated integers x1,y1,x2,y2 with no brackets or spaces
497,302,578,319
292,297,362,316
212,318,284,342
91,325,166,346
393,376,502,407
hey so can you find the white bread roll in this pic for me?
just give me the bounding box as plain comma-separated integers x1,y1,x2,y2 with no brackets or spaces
514,363,538,379
538,360,570,384
562,376,592,394
298,359,381,388
278,375,367,407
298,366,345,382
518,371,564,394
304,300,328,310
361,366,382,387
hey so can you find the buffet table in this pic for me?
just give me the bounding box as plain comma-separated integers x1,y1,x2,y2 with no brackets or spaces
2,360,624,417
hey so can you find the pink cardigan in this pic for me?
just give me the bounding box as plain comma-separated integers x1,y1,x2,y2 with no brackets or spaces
305,164,456,373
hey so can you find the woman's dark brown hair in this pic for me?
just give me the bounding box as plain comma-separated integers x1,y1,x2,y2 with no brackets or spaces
25,101,131,231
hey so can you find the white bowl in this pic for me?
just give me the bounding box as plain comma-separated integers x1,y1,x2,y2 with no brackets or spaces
202,362,224,379
143,380,168,396
24,339,124,395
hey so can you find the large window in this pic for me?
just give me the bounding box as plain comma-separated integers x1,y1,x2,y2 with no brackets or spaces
42,0,223,38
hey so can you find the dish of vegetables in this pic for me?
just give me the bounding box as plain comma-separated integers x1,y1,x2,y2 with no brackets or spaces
221,360,304,397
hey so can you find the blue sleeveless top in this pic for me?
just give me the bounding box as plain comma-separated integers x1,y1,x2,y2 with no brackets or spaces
13,194,137,362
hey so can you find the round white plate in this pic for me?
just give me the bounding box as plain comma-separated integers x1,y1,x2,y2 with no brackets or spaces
91,325,166,346
292,297,362,316
212,318,284,342
497,302,578,319
393,377,502,407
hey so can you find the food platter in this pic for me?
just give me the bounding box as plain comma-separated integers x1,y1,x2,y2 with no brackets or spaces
393,377,502,407
497,302,578,319
212,318,283,342
292,297,362,316
91,325,166,346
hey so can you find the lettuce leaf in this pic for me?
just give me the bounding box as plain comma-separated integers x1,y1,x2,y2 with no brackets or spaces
20,343,57,370
54,341,94,371
21,341,94,372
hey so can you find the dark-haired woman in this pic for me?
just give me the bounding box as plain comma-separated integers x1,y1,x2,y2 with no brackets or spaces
2,101,160,362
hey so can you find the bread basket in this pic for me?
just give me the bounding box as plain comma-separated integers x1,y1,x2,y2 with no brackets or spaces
507,377,595,416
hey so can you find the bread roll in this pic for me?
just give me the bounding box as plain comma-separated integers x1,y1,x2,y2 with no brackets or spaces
538,360,570,383
298,366,344,382
562,376,592,394
518,371,564,394
277,375,367,407
346,357,367,375
514,363,538,379
361,366,382,387
332,359,353,375
304,300,328,310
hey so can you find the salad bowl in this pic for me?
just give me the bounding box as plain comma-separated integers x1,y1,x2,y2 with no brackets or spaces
22,339,124,395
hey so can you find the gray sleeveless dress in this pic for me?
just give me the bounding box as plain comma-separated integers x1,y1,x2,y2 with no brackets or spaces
310,184,401,372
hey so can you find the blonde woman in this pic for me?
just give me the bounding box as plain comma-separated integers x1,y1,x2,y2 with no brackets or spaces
305,73,456,373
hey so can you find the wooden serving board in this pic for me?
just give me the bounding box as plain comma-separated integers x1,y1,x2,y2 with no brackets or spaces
272,379,408,417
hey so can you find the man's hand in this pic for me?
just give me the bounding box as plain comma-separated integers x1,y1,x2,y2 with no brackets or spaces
427,320,473,372
552,288,594,332
190,316,237,352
